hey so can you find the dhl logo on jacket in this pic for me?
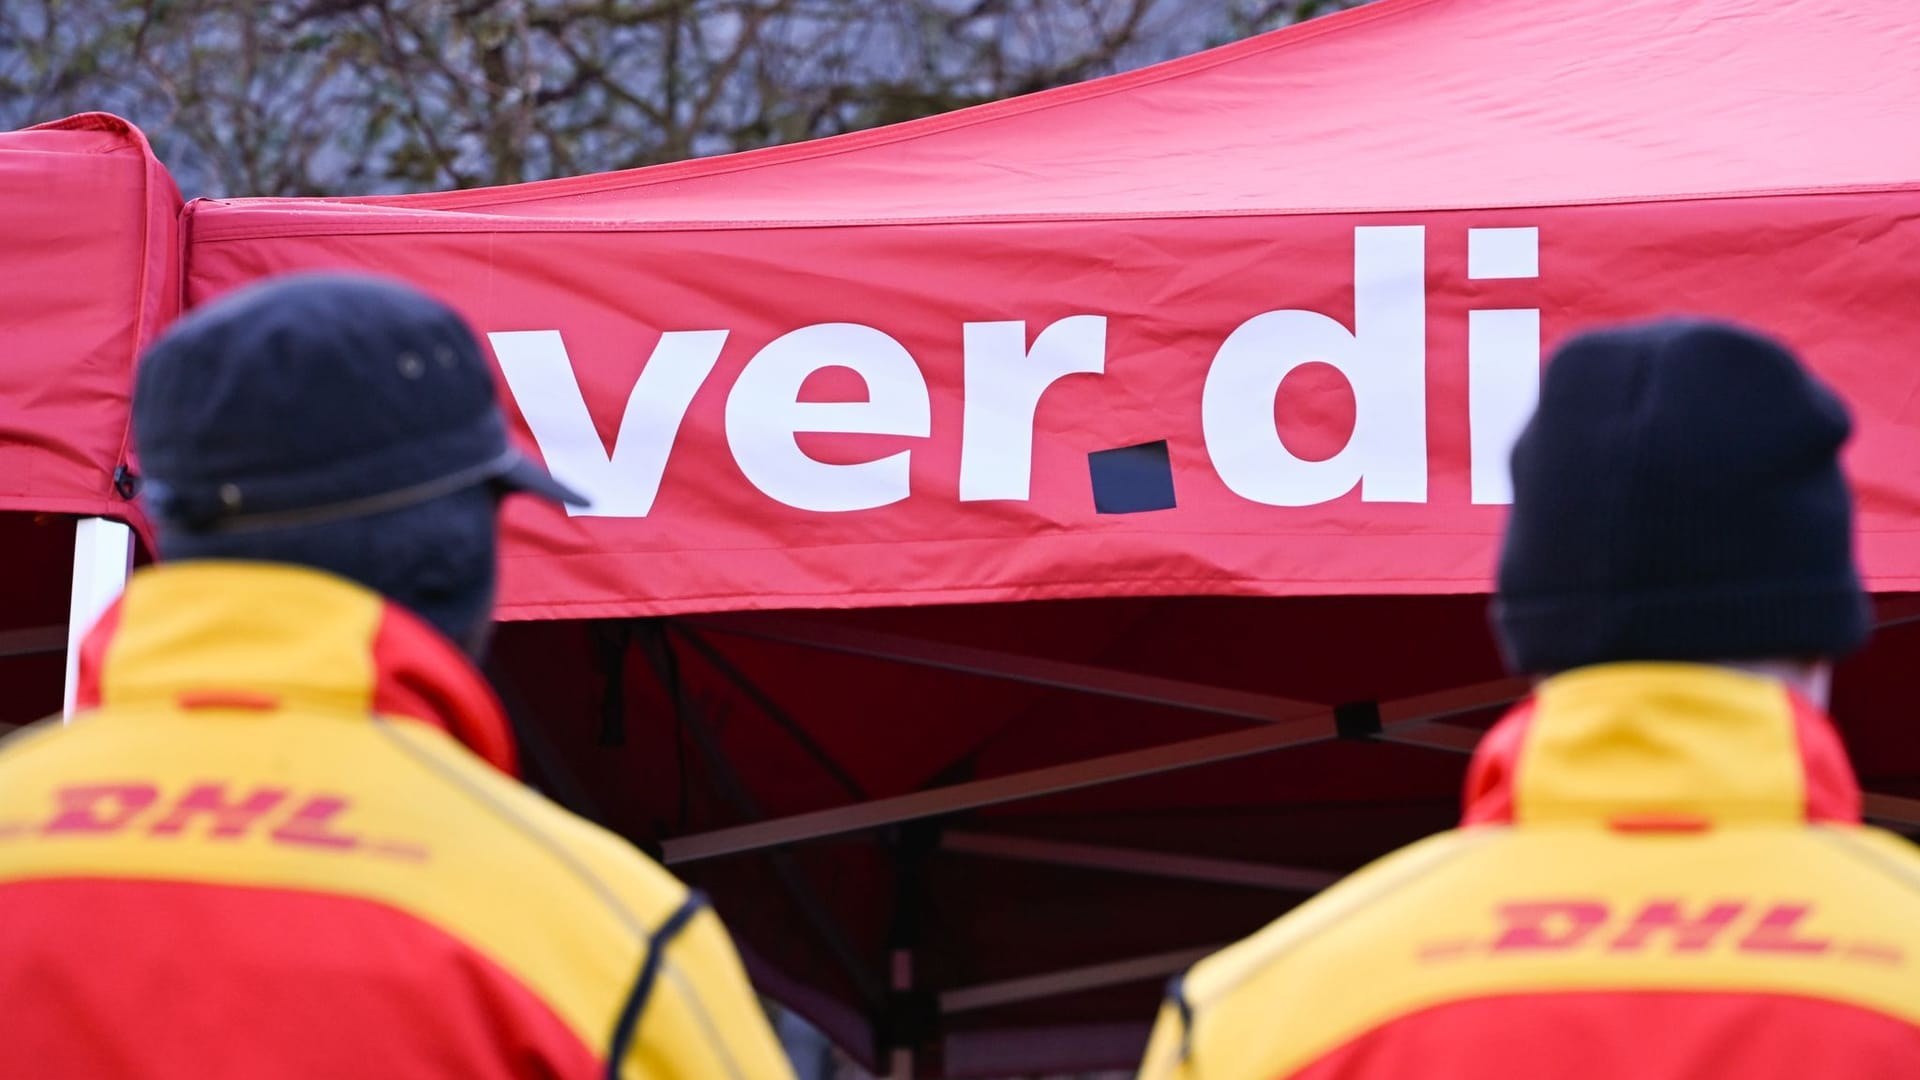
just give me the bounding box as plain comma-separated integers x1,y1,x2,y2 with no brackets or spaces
1141,664,1920,1080
0,562,794,1080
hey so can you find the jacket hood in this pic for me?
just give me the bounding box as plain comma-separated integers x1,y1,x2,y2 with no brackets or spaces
1463,663,1859,830
73,561,519,776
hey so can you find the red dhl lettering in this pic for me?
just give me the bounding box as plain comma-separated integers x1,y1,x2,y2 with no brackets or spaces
269,795,359,850
1739,903,1831,955
1491,898,1829,955
1608,900,1745,953
1489,900,1608,951
1419,898,1899,966
3,782,426,862
44,783,157,834
148,784,287,839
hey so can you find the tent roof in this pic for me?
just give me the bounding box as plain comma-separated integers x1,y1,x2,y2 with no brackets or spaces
183,0,1920,618
40,5,1920,1075
0,113,180,518
0,113,177,730
200,0,1920,234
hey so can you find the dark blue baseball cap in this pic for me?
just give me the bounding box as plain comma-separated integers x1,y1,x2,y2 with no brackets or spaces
134,272,585,534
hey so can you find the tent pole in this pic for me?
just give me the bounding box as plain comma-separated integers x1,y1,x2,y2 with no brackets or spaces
662,677,1526,865
63,517,133,722
1870,595,1920,629
665,712,1336,866
941,1022,1154,1077
1863,793,1920,832
941,831,1341,893
633,626,888,1013
0,625,66,659
685,613,1326,725
882,823,934,1079
1375,721,1486,754
939,946,1218,1015
670,624,867,800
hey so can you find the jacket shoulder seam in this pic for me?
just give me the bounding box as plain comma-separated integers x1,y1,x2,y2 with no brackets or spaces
368,716,656,940
1194,831,1493,1009
1166,830,1495,1068
605,891,715,1079
1813,825,1920,898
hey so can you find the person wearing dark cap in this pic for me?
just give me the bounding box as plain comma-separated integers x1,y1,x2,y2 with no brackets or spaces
1140,319,1920,1080
0,273,797,1080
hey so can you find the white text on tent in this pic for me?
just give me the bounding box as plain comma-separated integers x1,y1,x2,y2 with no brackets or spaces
488,226,1540,516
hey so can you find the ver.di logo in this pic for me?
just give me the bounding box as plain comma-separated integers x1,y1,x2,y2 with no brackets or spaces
490,226,1543,516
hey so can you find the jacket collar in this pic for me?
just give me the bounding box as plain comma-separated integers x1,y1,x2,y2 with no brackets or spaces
1463,663,1859,829
76,561,519,776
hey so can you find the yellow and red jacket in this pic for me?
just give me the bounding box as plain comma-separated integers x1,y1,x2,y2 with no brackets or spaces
0,562,796,1080
1139,663,1920,1080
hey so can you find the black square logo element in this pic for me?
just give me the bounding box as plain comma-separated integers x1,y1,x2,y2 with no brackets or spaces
1089,440,1177,514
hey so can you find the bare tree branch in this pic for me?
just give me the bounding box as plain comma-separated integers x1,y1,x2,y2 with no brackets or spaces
0,0,1368,197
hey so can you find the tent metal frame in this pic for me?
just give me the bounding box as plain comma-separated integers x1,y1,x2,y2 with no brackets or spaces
664,613,1528,865
48,520,1920,1047
651,610,1920,1038
652,615,1525,1063
633,625,890,1016
938,945,1218,1015
685,612,1331,724
0,624,64,659
940,831,1341,893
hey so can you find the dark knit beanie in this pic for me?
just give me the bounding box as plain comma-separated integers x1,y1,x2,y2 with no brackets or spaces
1492,318,1870,674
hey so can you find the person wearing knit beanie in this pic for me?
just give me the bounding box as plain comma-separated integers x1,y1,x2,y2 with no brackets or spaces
0,274,802,1080
1137,316,1920,1080
132,272,586,655
1493,317,1871,687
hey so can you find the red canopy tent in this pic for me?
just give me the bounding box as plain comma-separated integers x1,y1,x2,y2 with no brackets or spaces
65,0,1920,1072
0,114,179,732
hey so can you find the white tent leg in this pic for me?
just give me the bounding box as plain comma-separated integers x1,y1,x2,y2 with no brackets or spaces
63,518,133,722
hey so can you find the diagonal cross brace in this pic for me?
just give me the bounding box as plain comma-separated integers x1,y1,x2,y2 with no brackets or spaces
942,830,1341,893
661,676,1527,866
684,613,1328,725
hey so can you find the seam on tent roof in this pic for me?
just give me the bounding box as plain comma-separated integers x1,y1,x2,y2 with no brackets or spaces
342,0,1446,213
499,529,1511,558
486,579,1498,622
187,181,1920,241
492,573,1501,600
28,111,141,150
490,527,1920,563
110,127,168,519
488,572,1920,620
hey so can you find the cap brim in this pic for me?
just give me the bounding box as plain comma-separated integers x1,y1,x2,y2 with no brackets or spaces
493,451,590,509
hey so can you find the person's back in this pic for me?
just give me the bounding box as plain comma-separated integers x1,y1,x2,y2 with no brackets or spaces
0,564,790,1078
1141,663,1920,1079
1139,321,1920,1079
0,275,795,1079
